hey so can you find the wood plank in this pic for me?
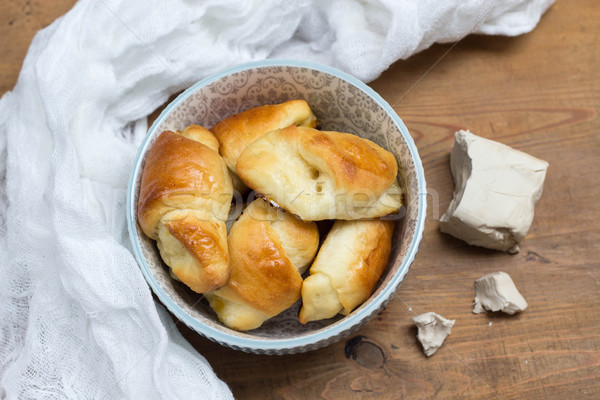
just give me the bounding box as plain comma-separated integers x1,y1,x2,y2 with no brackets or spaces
0,0,76,94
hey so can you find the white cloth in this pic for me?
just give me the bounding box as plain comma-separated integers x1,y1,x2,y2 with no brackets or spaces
0,0,552,398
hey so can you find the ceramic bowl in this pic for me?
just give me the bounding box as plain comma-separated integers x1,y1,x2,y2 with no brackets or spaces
127,59,426,354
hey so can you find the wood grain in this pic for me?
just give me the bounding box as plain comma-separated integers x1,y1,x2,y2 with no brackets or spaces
2,1,599,399
0,0,75,94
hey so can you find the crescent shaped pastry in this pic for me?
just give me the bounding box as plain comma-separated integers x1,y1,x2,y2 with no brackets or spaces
236,125,402,220
205,199,319,331
299,219,395,324
137,126,233,293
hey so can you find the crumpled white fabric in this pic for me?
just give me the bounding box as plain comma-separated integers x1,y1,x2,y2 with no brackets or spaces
0,0,552,398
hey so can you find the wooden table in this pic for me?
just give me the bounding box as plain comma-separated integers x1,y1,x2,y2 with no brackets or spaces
2,1,599,399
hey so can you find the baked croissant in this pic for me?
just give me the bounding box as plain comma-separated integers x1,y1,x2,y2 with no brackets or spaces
236,125,402,221
211,100,317,193
299,219,395,324
205,199,319,331
137,125,233,293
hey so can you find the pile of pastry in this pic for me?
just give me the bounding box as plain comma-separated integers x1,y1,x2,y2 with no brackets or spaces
137,100,403,331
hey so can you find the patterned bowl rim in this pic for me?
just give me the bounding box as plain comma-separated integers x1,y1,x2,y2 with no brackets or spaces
126,59,427,353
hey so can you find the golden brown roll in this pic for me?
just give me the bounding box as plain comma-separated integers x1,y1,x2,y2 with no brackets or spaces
175,124,220,151
210,100,317,172
137,126,233,293
236,125,402,221
299,219,395,324
205,199,319,331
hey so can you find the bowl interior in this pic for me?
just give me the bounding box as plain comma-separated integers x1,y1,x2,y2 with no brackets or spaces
128,61,425,353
